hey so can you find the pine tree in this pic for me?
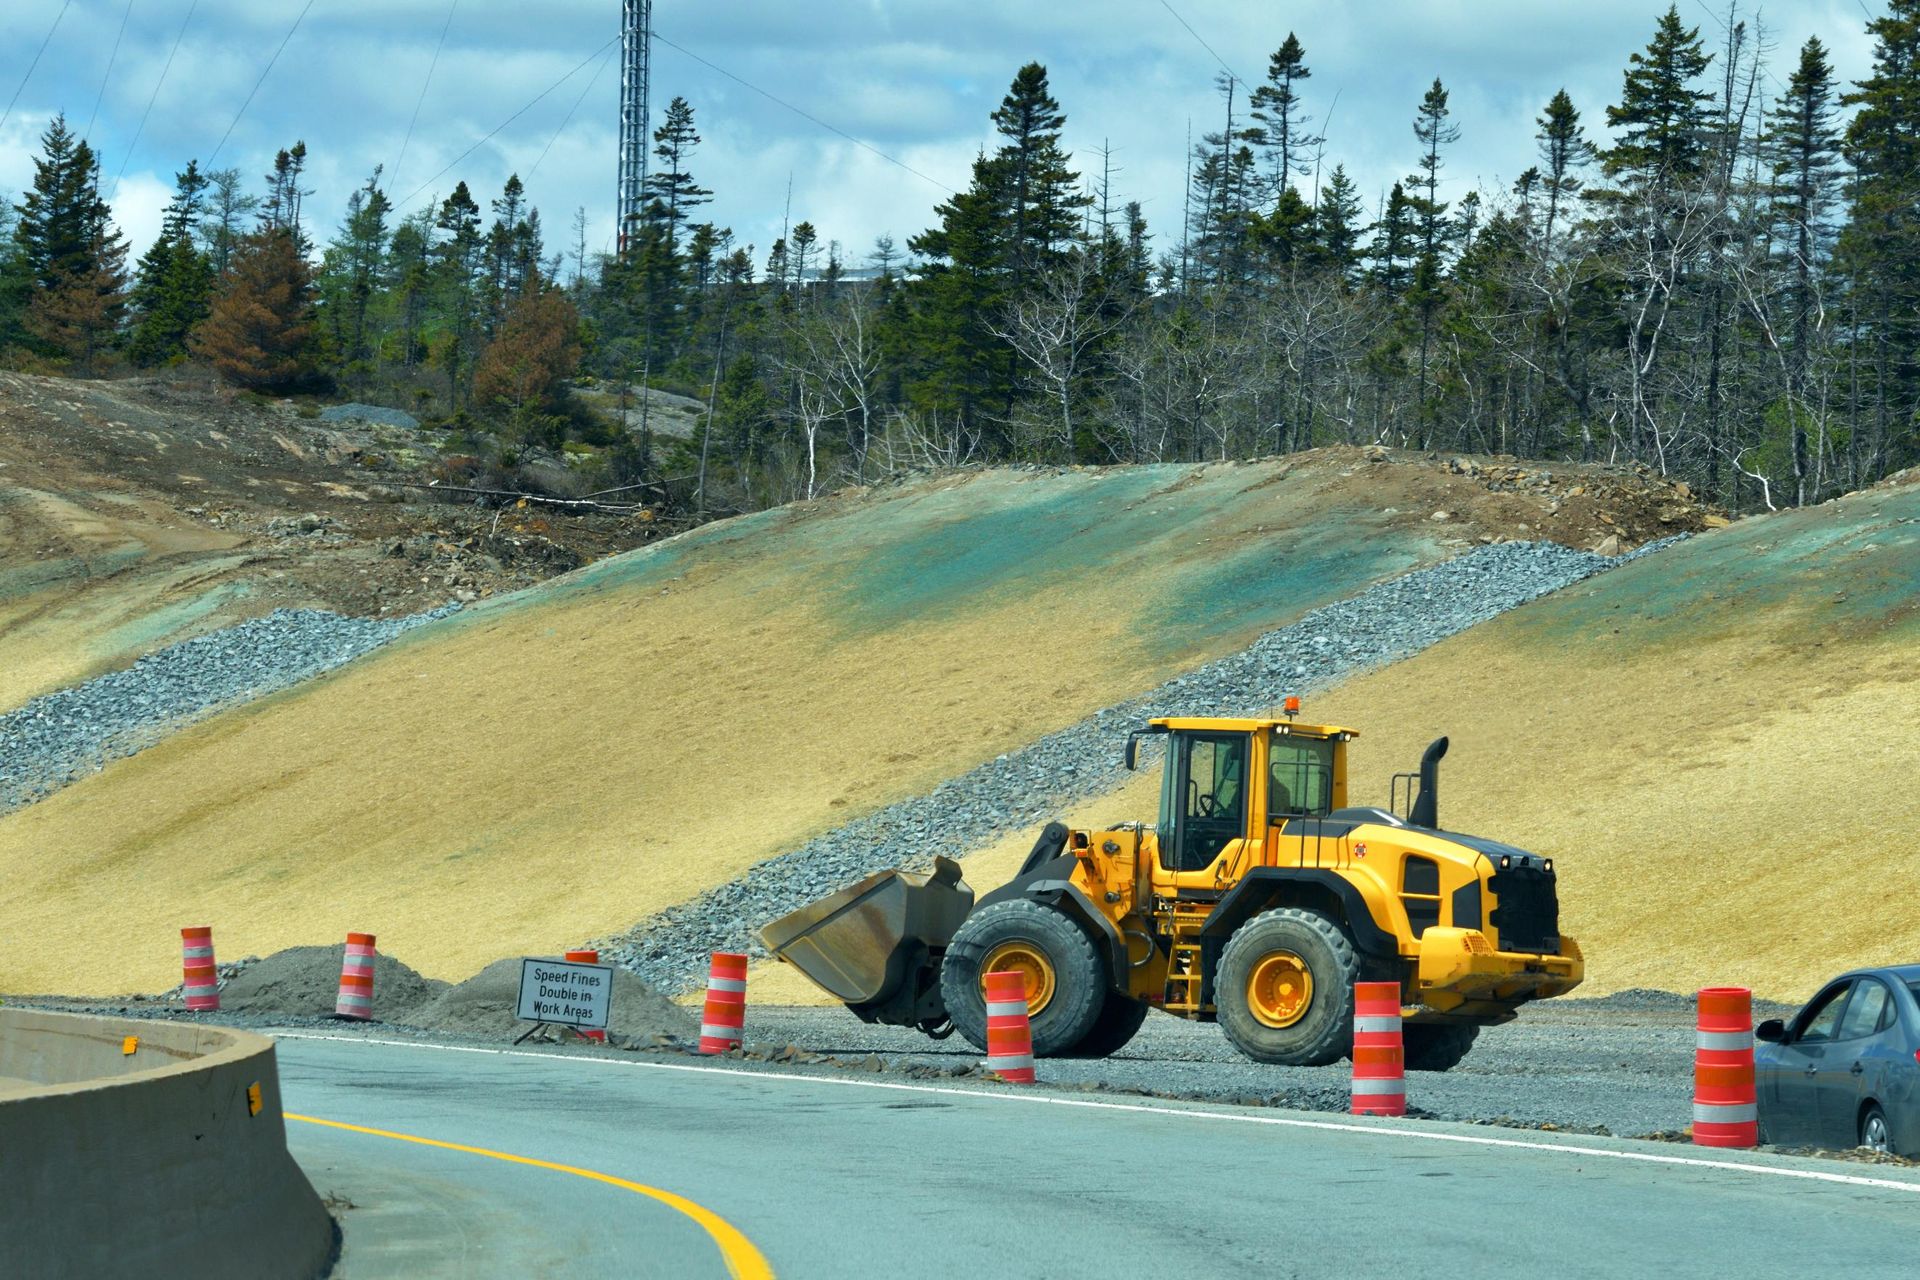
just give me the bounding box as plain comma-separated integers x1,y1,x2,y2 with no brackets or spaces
643,97,712,250
1840,0,1920,477
432,182,484,407
1367,182,1417,296
1308,165,1364,284
1404,80,1460,433
1536,90,1591,258
1766,41,1842,449
1249,34,1321,199
260,142,313,251
1599,6,1714,196
989,63,1088,271
200,168,258,275
317,171,392,379
474,284,583,452
128,161,215,367
15,116,128,369
190,227,314,388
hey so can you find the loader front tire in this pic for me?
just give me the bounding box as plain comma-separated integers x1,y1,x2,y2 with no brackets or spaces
1402,1022,1479,1071
942,899,1106,1057
1216,907,1358,1066
1061,991,1151,1059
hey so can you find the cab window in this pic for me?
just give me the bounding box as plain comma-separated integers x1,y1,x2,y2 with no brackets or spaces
1160,732,1249,872
1269,733,1334,817
1836,980,1893,1041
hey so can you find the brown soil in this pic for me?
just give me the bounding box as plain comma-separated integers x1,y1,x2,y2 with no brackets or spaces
0,370,669,709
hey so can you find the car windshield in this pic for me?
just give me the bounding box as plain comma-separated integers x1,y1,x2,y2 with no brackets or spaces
1909,981,1920,1006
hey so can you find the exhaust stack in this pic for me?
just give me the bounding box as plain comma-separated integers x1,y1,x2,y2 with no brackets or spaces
1408,736,1449,829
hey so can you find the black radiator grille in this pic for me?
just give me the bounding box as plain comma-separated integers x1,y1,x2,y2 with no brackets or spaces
1488,862,1560,954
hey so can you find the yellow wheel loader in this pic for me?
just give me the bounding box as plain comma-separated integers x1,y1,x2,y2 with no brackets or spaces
762,709,1584,1070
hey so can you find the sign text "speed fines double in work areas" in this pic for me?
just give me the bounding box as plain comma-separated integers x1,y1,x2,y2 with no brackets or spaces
516,958,613,1029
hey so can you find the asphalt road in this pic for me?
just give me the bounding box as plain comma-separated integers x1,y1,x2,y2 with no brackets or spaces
275,1032,1920,1279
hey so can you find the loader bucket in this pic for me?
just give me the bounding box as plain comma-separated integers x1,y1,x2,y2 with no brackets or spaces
760,857,974,1015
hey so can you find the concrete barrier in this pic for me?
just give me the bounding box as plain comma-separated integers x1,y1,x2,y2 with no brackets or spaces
0,1008,336,1279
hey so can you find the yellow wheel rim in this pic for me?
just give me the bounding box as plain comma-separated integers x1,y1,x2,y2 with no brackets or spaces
1247,950,1314,1029
982,941,1057,1017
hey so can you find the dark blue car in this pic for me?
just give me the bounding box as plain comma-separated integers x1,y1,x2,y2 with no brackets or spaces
1755,965,1920,1155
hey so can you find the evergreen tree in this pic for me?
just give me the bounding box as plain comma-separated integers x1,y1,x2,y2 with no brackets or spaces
989,63,1088,271
316,171,392,379
1599,6,1714,196
1841,0,1920,476
1536,90,1591,258
643,97,712,251
14,116,127,369
260,142,313,251
1308,164,1365,284
128,161,215,367
1249,34,1321,200
191,227,314,388
1367,182,1417,296
1766,39,1841,388
200,168,258,276
1406,78,1459,261
432,182,484,408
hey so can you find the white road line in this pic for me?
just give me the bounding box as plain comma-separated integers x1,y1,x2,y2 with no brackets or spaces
272,1032,1920,1196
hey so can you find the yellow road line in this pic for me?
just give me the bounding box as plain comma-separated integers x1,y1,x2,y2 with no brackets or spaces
286,1112,773,1280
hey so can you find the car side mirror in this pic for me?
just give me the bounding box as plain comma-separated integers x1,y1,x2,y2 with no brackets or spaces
1755,1018,1786,1043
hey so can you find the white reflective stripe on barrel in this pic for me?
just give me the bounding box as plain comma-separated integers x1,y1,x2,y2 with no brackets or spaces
986,1055,1035,1070
1350,1078,1406,1096
1695,1030,1752,1051
699,1025,742,1039
985,1001,1030,1018
1693,1102,1757,1123
182,946,214,960
1353,1016,1401,1033
706,978,747,993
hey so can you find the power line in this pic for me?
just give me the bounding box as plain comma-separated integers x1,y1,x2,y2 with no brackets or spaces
649,27,955,195
397,34,621,211
529,42,617,181
113,0,197,197
84,0,137,143
1,0,74,135
1153,0,1248,88
207,0,317,164
394,0,460,192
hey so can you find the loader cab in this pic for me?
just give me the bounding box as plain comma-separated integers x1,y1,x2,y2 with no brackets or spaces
1137,716,1353,877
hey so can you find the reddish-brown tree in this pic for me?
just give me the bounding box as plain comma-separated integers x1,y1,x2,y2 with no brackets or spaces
26,231,128,373
474,284,582,416
190,228,314,388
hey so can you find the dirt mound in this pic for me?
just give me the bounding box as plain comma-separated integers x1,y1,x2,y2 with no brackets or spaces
218,945,448,1020
406,957,696,1043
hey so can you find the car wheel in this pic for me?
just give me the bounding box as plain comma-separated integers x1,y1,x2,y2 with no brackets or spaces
1860,1104,1893,1155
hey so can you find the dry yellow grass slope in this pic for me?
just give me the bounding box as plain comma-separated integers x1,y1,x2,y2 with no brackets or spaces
12,454,1603,996
763,478,1918,1004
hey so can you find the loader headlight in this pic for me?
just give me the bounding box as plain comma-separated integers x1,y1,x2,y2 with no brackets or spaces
1543,858,1553,872
1500,855,1511,869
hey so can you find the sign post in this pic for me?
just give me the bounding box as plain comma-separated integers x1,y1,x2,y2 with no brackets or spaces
514,957,614,1043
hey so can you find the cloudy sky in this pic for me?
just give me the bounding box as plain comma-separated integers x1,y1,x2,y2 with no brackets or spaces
0,1,1882,270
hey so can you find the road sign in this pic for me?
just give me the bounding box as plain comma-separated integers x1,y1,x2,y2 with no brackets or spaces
516,958,613,1030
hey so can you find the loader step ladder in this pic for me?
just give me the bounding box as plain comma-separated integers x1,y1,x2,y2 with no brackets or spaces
1164,941,1204,1014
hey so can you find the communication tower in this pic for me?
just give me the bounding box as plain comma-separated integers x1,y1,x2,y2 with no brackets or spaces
617,0,652,254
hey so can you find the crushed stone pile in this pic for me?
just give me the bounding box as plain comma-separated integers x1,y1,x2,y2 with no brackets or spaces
406,957,697,1043
0,605,457,813
600,538,1686,995
217,945,448,1020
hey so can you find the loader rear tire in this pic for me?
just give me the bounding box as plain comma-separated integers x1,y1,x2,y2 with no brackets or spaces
1402,1022,1479,1072
942,899,1106,1057
1061,991,1150,1059
1216,908,1357,1066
